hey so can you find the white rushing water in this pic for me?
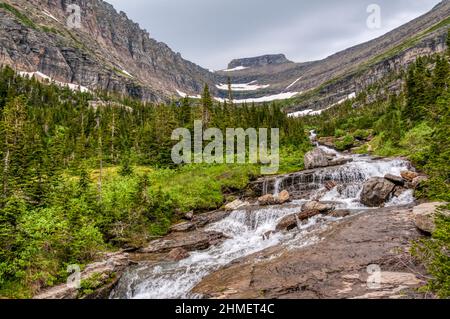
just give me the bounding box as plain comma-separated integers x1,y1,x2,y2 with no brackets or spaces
111,132,415,299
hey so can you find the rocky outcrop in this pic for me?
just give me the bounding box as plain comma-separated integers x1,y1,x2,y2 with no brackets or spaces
304,148,352,170
138,230,226,254
33,251,131,299
228,54,292,69
0,0,216,101
413,202,449,233
192,206,426,299
360,177,396,207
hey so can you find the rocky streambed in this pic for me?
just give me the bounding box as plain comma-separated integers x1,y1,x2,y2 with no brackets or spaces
108,142,435,299
34,140,442,299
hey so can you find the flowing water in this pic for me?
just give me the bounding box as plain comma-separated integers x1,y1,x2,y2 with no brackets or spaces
111,133,415,299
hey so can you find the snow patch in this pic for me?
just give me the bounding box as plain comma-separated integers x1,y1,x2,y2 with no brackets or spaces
19,71,90,93
286,77,302,90
222,66,249,72
216,82,270,91
215,92,299,104
288,92,357,118
43,10,60,23
176,89,201,99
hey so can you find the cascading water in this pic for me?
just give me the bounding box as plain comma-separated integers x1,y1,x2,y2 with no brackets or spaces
111,131,416,299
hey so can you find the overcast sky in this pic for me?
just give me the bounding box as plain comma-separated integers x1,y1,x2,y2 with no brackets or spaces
106,0,441,70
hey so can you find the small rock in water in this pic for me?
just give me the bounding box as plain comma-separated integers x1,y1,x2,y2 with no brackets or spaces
401,170,419,182
258,194,277,206
329,210,351,218
384,174,405,186
303,201,334,213
325,181,338,191
304,148,331,169
393,186,407,198
225,199,248,211
258,191,290,206
277,190,290,204
262,231,276,240
298,209,322,221
275,215,298,232
167,248,190,261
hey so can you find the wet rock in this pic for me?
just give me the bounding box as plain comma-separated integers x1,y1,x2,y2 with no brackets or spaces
192,207,424,299
258,194,278,206
275,215,298,232
303,201,334,213
401,171,419,182
325,181,338,191
318,137,336,148
33,251,131,299
138,231,226,254
166,248,190,261
384,174,405,186
412,176,429,189
262,231,276,240
329,157,353,166
304,148,331,169
360,177,395,207
298,209,322,221
329,210,351,218
413,202,449,233
277,190,291,204
225,199,248,211
393,186,407,198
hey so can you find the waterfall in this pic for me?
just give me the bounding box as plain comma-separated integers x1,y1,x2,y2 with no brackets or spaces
112,136,416,299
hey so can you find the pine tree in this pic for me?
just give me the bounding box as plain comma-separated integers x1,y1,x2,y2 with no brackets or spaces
201,84,213,129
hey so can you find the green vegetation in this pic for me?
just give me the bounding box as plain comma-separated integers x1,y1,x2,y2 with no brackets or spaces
412,207,450,298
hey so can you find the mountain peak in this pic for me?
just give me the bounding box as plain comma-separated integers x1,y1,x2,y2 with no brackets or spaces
228,54,292,69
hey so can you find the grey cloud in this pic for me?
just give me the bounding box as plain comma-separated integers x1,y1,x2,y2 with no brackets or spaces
106,0,441,69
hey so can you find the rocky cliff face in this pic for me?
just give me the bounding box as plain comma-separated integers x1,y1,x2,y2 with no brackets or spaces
0,0,449,104
228,54,292,69
0,0,216,102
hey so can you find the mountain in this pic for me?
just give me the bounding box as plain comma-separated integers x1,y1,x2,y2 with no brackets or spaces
216,1,450,111
0,0,217,102
0,0,449,105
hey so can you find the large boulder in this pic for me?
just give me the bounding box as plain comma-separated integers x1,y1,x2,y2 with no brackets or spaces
360,177,395,207
304,148,331,169
413,202,449,233
302,201,334,213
